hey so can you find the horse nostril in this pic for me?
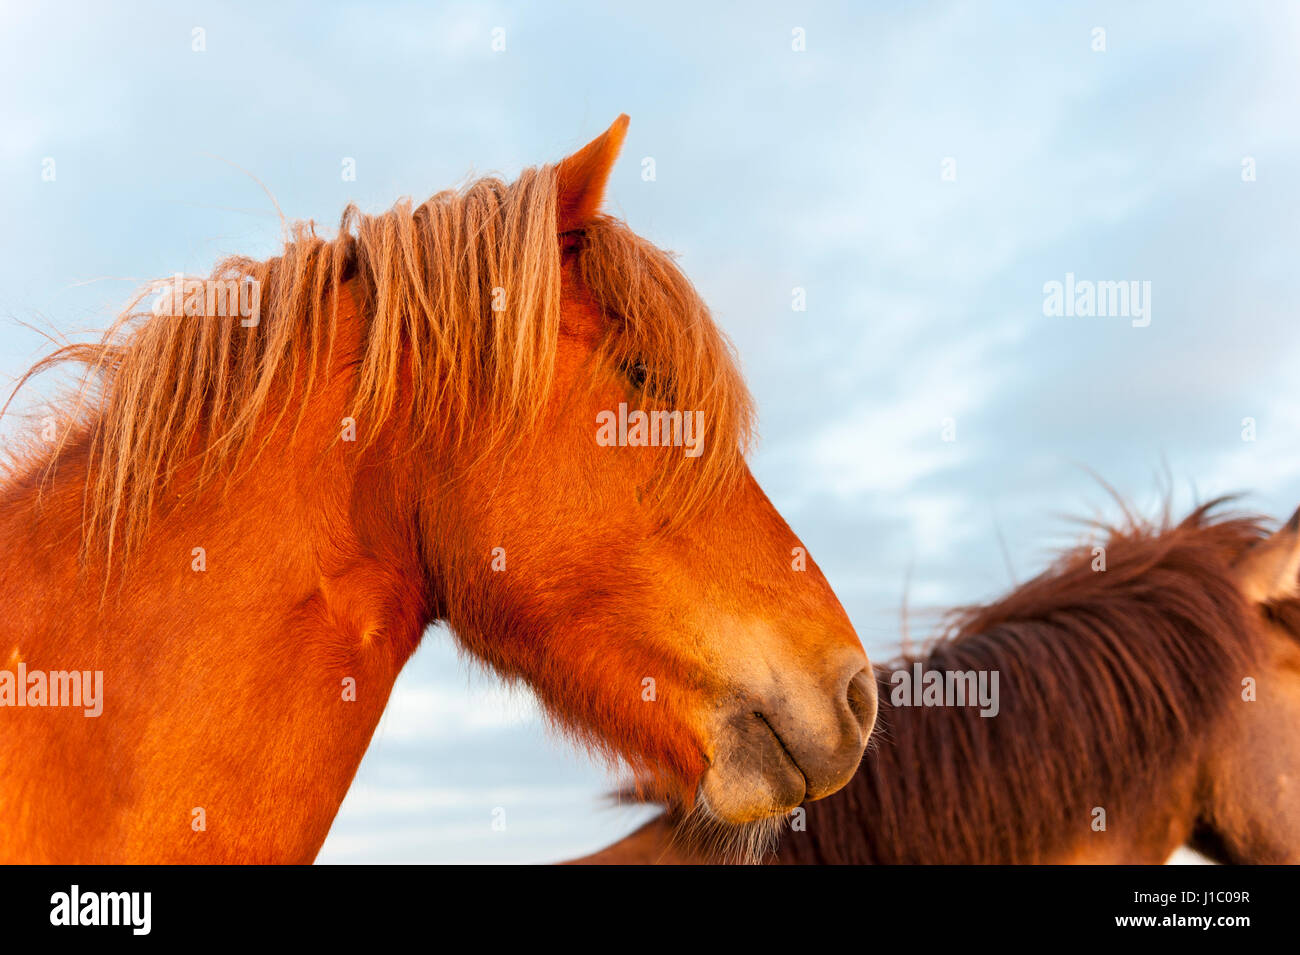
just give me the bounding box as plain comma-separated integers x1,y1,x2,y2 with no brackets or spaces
845,666,878,740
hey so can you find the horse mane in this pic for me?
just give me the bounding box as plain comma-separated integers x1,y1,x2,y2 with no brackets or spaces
2,164,754,567
775,500,1269,864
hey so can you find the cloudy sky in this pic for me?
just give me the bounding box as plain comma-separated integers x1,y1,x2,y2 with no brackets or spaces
3,1,1299,862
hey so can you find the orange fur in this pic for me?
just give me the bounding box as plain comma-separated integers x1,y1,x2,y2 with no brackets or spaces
0,117,872,862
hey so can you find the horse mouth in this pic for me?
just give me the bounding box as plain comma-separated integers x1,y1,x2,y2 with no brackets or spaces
752,710,810,796
698,709,809,824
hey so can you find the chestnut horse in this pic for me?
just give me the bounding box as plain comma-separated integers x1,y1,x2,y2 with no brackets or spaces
0,116,876,863
573,501,1300,864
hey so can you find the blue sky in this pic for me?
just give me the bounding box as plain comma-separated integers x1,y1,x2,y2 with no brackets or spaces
3,1,1299,862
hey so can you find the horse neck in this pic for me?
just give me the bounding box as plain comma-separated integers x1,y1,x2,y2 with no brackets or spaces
772,649,1210,865
0,356,436,862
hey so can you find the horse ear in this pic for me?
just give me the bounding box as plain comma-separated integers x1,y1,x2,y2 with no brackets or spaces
556,114,629,234
1234,507,1300,604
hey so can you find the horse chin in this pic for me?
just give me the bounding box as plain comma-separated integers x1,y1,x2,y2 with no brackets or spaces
670,792,789,864
697,710,808,826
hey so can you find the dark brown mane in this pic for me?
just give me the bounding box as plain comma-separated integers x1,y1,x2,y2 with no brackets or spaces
775,501,1269,863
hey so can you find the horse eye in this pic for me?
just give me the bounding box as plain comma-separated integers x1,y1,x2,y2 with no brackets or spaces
626,359,649,390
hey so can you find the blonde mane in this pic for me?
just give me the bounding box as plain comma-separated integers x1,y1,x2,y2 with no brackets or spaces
3,162,755,565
